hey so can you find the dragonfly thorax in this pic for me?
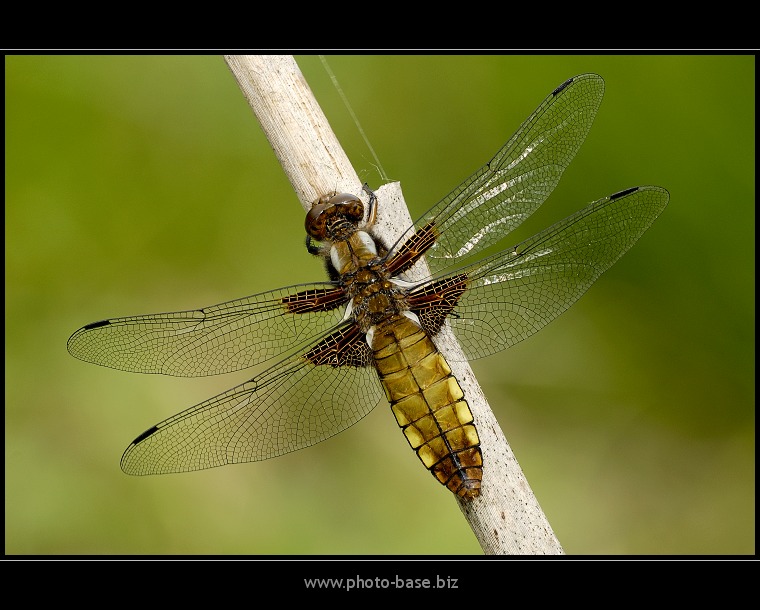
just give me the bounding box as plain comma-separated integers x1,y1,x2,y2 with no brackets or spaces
329,231,379,276
347,266,408,332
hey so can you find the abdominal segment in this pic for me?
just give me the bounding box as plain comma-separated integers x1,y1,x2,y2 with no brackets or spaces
371,314,482,500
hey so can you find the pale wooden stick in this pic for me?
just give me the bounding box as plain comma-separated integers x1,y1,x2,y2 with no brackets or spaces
223,54,564,555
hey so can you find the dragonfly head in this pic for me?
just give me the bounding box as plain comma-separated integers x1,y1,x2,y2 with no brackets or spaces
306,192,364,242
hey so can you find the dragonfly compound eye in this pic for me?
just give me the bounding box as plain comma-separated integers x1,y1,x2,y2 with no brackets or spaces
305,202,330,239
327,193,364,223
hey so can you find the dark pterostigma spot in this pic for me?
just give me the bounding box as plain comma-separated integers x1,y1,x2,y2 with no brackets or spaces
552,76,574,96
132,426,159,444
84,319,111,330
610,186,639,200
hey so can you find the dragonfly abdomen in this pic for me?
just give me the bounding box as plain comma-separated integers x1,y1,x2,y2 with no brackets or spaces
371,314,482,500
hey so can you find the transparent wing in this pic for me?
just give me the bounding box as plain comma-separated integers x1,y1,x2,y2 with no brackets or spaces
392,73,605,276
415,186,669,360
67,283,348,377
120,345,384,475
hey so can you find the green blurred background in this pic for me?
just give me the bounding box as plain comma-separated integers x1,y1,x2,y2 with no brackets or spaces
5,55,754,555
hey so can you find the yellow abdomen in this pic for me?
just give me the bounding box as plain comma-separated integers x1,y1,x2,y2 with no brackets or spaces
371,314,482,499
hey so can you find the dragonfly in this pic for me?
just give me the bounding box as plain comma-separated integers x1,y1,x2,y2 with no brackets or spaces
68,73,668,500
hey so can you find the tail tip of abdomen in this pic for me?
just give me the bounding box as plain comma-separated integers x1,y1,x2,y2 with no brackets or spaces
435,453,483,500
457,479,482,501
